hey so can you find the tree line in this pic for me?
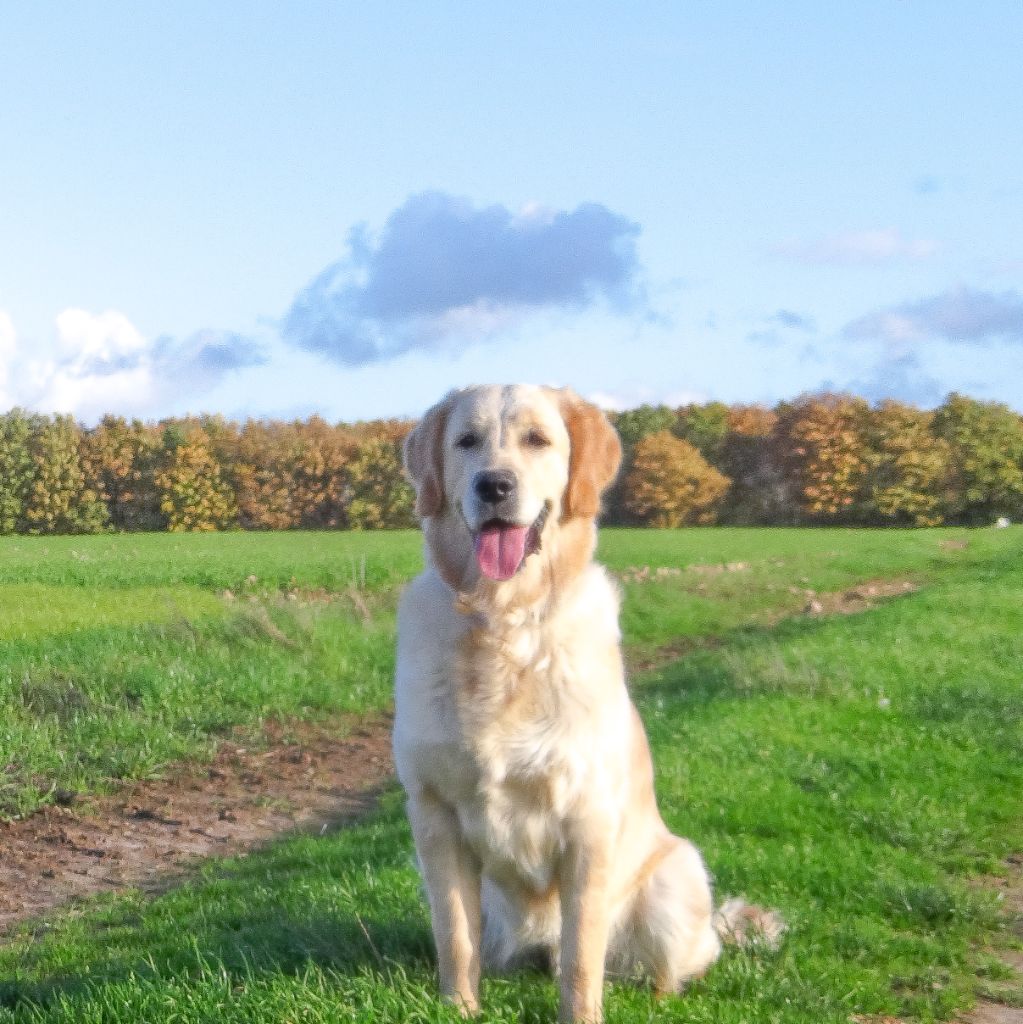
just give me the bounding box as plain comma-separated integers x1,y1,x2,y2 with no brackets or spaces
0,392,1020,535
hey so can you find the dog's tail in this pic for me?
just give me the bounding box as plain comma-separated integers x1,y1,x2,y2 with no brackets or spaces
713,898,786,950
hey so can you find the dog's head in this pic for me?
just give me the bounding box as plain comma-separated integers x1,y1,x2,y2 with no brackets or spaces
404,385,621,594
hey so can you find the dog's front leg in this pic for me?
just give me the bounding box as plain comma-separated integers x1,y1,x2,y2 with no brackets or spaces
407,793,482,1015
558,831,614,1023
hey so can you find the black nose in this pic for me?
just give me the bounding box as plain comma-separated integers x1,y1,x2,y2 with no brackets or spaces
474,470,516,505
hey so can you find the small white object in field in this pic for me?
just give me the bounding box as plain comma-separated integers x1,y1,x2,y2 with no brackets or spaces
994,516,1011,528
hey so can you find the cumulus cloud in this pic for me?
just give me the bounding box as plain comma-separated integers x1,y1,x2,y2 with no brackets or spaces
776,227,939,265
55,308,147,364
282,191,643,365
3,310,265,421
843,286,1023,344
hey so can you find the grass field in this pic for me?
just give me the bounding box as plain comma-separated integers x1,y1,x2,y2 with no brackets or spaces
1,526,1021,1022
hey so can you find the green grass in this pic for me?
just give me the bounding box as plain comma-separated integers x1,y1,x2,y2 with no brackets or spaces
1,526,1021,1021
0,531,425,590
0,531,429,817
1,526,986,819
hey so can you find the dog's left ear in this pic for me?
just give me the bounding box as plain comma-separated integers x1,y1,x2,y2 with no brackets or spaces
404,392,454,518
558,390,622,521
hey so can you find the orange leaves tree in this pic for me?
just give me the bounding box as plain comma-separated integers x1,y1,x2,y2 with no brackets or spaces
623,430,730,527
155,425,237,532
232,419,303,530
774,393,870,522
0,392,1019,533
80,416,165,531
605,404,679,523
290,416,356,529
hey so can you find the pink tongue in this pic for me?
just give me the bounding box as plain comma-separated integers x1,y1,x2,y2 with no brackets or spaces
474,524,530,581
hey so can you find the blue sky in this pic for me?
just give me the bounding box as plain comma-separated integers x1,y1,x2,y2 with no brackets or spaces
2,2,1022,422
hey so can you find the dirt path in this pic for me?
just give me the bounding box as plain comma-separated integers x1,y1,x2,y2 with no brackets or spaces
0,715,394,935
961,858,1023,1024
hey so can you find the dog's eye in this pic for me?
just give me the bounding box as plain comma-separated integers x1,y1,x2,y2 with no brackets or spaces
523,429,551,449
455,432,479,450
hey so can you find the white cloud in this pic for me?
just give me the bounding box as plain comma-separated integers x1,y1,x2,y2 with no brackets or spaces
776,228,940,265
55,308,147,361
282,191,645,366
843,286,1023,344
37,362,156,420
0,311,17,407
0,311,15,357
0,310,264,422
588,387,708,411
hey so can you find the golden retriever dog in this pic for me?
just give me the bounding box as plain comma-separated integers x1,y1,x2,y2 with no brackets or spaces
393,385,780,1022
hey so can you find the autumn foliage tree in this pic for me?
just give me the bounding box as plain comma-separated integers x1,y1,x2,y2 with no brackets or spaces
775,393,870,522
155,425,237,532
345,434,416,529
624,430,730,527
23,415,107,535
0,392,1019,533
932,393,1023,524
231,420,302,530
80,416,165,531
604,405,678,523
864,401,951,526
0,409,35,534
290,416,356,528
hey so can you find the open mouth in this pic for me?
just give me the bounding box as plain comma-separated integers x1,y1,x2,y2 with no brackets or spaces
473,505,549,582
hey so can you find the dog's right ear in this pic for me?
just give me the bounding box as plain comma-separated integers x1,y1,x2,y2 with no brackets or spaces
403,393,453,518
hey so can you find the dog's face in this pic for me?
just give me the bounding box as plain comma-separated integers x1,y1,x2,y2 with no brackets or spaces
405,385,621,589
442,385,570,580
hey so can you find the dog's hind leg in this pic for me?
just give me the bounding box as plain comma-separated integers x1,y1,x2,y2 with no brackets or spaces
615,837,722,995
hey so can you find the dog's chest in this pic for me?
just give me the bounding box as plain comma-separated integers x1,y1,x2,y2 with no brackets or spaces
452,618,599,890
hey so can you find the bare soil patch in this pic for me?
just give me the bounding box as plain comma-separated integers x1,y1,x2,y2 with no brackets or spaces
794,578,919,617
619,561,750,584
0,714,394,936
961,857,1023,1024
